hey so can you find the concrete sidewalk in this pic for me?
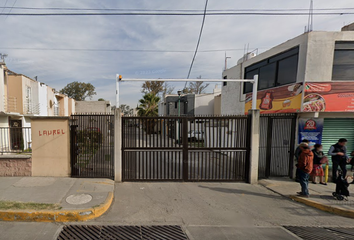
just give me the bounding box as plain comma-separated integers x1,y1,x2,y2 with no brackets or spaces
0,177,114,222
260,178,354,219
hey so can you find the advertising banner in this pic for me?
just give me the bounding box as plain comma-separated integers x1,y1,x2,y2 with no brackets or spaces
245,83,303,114
303,82,354,112
298,118,324,144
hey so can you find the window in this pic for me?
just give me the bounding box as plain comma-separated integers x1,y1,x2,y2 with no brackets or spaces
243,47,299,93
332,42,354,80
223,76,227,86
259,63,276,89
244,69,258,93
277,54,298,85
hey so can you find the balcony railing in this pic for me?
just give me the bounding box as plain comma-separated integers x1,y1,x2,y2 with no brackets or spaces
0,127,32,154
23,102,40,115
3,96,17,112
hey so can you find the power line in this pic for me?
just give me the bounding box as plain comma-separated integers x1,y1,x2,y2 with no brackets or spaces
185,0,208,91
5,0,18,19
0,12,353,16
0,0,9,14
1,6,354,12
0,47,251,53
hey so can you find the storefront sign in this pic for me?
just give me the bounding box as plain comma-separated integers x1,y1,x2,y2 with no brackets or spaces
245,83,303,114
303,82,354,112
298,118,324,144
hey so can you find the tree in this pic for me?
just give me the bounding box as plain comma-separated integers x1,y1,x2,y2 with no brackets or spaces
60,82,96,101
120,104,134,116
141,81,164,95
137,93,160,117
98,98,105,101
162,82,175,96
137,93,160,134
183,76,210,94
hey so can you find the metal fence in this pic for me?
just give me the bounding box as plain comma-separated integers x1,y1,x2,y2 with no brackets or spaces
70,114,115,179
0,127,32,154
258,114,296,179
122,115,250,182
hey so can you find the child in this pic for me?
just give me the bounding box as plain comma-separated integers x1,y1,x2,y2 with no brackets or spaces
311,144,328,185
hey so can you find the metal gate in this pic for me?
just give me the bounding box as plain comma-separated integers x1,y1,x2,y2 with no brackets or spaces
258,114,296,179
122,116,250,182
70,114,114,179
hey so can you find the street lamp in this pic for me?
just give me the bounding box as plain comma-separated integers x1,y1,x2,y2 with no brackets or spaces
177,90,181,144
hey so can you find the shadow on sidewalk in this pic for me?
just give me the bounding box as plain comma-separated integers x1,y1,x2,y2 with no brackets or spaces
198,185,284,200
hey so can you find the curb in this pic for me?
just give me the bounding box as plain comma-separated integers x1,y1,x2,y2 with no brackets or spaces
0,192,113,222
289,195,354,219
259,181,354,219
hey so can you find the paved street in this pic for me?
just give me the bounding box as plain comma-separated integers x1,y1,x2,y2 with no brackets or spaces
2,182,354,239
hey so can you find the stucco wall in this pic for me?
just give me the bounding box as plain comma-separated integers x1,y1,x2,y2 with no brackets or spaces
0,156,32,176
47,86,56,116
221,64,244,115
75,101,111,113
0,64,5,112
221,31,354,115
38,83,48,116
214,95,221,115
194,94,215,115
7,75,23,114
305,31,354,81
68,98,75,115
31,117,70,177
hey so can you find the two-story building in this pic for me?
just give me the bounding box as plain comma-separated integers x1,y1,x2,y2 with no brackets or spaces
222,22,354,160
0,65,75,153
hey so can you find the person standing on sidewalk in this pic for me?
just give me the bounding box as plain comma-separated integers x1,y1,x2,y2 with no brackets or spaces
297,143,314,197
328,138,349,182
311,144,328,185
294,139,310,182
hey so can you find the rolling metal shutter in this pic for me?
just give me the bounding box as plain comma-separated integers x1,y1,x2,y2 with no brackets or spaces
322,118,354,157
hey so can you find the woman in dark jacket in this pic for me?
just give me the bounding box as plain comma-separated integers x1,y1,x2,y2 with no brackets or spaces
311,144,328,185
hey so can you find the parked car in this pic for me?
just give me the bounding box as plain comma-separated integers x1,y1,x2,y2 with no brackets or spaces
187,130,204,141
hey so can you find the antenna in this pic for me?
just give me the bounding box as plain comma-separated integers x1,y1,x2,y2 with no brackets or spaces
224,52,231,70
0,53,8,63
307,0,314,32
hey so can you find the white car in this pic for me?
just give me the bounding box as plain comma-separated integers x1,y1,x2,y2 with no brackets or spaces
188,130,204,141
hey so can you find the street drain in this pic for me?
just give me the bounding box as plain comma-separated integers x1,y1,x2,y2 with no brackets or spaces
284,226,354,240
57,225,189,240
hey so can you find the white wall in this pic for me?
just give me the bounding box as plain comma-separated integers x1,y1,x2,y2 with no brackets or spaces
221,64,244,115
194,94,215,115
38,83,48,116
305,31,354,81
63,96,69,116
0,64,5,112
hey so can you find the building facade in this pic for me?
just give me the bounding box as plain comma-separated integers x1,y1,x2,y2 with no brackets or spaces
159,87,221,116
222,24,354,159
0,65,75,153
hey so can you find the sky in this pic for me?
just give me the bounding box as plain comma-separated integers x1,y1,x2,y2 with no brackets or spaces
1,0,354,108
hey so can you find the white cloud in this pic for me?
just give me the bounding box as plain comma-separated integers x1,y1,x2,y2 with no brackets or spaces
1,0,354,107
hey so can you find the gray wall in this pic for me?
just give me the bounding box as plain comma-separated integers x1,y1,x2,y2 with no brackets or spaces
165,95,195,116
75,101,111,113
